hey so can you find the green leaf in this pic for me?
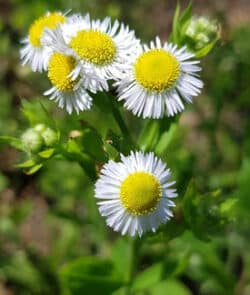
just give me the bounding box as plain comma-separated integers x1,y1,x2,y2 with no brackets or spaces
237,157,250,213
179,2,193,26
171,1,193,44
0,136,24,151
67,138,82,155
81,128,107,162
111,238,133,282
220,198,237,215
183,180,229,240
132,263,163,292
172,1,181,43
76,155,97,181
106,129,132,155
21,99,57,128
155,124,177,155
25,163,43,175
138,120,160,151
65,139,97,180
150,279,192,295
195,38,219,58
147,213,186,244
111,287,127,295
61,257,123,295
104,142,119,160
16,159,36,168
17,158,45,175
93,91,112,113
106,130,124,151
38,148,55,159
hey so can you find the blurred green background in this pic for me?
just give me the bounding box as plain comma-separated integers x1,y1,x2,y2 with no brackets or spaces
0,0,250,294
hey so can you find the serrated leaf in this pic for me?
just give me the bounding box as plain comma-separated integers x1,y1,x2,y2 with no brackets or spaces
60,257,123,295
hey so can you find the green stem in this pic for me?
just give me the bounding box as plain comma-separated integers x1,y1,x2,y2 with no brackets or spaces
107,94,136,150
111,104,132,141
126,237,139,295
95,91,135,150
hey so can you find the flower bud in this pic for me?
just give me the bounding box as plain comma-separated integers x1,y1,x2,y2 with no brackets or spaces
41,127,58,147
21,128,44,152
34,124,46,133
184,16,219,51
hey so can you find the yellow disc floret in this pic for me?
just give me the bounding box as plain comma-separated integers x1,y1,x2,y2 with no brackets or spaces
29,13,65,47
69,30,116,66
134,49,180,92
48,52,77,92
120,172,162,215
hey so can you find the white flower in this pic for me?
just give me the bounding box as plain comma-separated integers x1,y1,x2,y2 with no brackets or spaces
115,37,203,119
20,11,67,72
95,151,177,237
43,14,140,81
44,52,107,114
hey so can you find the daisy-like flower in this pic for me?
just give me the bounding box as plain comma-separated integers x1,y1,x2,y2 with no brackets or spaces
43,14,140,81
20,11,67,72
44,51,107,114
95,151,177,237
115,37,203,118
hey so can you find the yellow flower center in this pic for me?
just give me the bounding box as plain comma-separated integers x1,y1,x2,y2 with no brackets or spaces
69,30,116,66
29,13,65,47
48,52,77,92
120,172,162,215
134,49,180,92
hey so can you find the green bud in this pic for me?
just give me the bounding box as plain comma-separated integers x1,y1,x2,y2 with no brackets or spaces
41,127,58,147
34,124,46,133
184,16,219,51
21,128,44,153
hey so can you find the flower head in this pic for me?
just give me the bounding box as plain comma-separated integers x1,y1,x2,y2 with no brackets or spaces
21,128,44,152
95,151,177,237
185,16,219,50
44,14,140,82
20,11,66,72
115,37,203,118
44,51,107,114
